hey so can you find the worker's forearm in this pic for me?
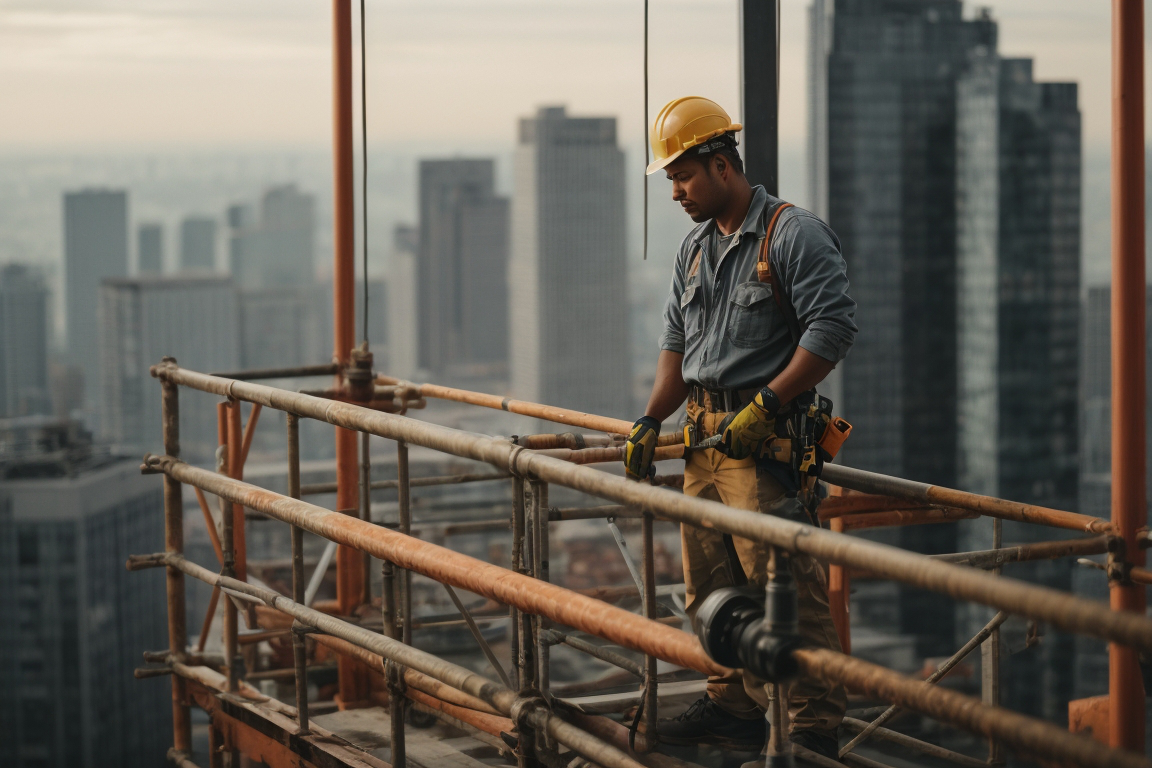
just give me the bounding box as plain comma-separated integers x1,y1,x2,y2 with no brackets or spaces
644,350,689,423
766,347,836,405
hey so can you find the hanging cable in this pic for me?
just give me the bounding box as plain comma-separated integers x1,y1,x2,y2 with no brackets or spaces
642,0,649,260
360,0,369,344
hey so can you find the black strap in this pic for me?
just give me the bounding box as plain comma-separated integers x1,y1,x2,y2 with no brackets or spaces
722,534,749,587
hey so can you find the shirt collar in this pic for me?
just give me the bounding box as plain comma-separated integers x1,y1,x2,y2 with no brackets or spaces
690,185,771,248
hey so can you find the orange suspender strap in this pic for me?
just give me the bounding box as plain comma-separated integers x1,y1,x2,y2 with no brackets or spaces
756,202,794,282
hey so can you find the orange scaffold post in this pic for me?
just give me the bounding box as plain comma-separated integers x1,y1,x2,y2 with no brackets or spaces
1110,0,1146,751
331,0,367,708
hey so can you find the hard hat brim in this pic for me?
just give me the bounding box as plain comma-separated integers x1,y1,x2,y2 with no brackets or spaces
645,124,743,176
646,151,684,176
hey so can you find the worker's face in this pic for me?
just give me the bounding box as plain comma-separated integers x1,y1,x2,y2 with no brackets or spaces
666,154,729,223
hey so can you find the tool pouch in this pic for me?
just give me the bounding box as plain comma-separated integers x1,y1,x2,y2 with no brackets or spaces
816,416,852,459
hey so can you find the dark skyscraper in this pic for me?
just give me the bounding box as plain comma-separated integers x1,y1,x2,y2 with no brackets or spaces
417,159,510,375
820,0,995,489
179,216,217,272
137,223,163,274
955,52,1081,723
63,189,129,409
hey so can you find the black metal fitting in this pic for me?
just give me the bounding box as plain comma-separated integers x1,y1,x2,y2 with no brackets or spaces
694,573,802,683
345,342,375,402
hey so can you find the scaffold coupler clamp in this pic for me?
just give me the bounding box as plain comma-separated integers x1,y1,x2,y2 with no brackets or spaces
1106,536,1134,585
346,342,375,402
509,689,549,754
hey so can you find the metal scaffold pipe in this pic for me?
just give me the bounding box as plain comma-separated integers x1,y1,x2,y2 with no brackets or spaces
1111,0,1147,750
149,363,1152,652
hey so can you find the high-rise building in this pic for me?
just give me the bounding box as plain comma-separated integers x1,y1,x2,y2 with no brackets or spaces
417,159,510,375
957,57,1080,507
0,265,50,417
226,187,315,290
509,106,630,419
261,185,315,287
0,418,169,767
63,189,129,409
817,0,995,488
137,223,163,275
389,225,420,378
179,216,217,272
955,54,1081,722
98,275,239,461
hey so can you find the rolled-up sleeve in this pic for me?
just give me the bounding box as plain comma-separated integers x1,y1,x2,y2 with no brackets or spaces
658,244,688,353
775,212,858,363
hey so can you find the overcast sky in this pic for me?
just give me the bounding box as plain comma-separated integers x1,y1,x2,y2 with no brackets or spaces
0,0,1138,156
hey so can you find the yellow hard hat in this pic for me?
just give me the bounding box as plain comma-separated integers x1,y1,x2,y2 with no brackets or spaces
646,96,743,175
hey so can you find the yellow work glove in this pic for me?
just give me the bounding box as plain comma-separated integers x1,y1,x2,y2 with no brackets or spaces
624,416,661,480
717,387,782,460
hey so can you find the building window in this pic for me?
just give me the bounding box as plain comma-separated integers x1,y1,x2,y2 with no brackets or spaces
17,528,37,566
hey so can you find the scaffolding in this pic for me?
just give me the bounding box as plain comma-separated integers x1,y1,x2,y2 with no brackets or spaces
127,1,1149,766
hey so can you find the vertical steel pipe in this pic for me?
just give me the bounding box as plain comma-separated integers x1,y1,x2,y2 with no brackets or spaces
398,440,413,645
1111,0,1147,751
161,374,191,753
332,0,365,706
531,481,550,694
218,405,238,693
641,512,659,746
288,414,310,734
828,516,850,654
227,401,246,583
360,430,372,605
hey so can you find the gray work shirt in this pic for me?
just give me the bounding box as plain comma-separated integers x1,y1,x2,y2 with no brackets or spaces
659,186,857,391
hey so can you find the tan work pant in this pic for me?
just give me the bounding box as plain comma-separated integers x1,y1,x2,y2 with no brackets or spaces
681,401,846,738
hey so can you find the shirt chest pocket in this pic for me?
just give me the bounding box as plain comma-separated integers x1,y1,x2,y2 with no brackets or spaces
727,281,777,348
680,281,703,344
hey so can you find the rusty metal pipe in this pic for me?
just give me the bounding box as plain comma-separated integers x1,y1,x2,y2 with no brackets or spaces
933,536,1111,569
300,470,509,497
822,465,1112,534
382,377,680,445
210,363,340,380
1111,0,1147,751
837,506,978,531
161,376,191,753
147,364,1152,652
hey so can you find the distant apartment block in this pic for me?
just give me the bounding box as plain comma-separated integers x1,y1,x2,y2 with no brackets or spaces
179,216,217,272
510,106,630,420
137,223,163,274
418,159,510,375
227,186,315,290
0,418,168,767
63,189,129,409
98,275,239,461
0,265,50,418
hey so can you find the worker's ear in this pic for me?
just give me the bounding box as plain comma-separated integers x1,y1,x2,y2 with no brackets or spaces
714,155,728,179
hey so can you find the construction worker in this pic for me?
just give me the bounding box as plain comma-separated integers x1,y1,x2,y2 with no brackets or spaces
624,96,857,764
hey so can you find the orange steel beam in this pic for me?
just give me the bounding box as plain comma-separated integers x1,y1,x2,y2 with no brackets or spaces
331,0,366,709
193,487,224,565
227,401,246,583
1110,0,1147,751
196,585,221,653
239,403,262,467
